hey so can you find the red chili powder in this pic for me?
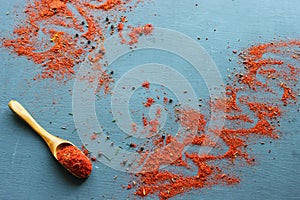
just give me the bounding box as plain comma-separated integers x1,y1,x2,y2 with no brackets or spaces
156,107,161,117
2,1,299,199
91,132,98,140
1,0,151,82
144,97,156,107
131,123,137,133
127,24,153,45
133,40,299,199
148,118,160,133
142,81,150,89
142,116,148,127
117,23,153,45
140,109,161,136
56,145,92,179
163,97,169,104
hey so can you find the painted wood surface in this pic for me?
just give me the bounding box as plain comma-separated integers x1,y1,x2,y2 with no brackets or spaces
1,0,300,199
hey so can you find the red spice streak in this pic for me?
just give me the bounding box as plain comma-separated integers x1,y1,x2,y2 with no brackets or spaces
57,145,92,179
134,40,300,199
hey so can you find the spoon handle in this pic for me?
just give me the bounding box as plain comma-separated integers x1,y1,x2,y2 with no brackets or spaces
8,100,59,147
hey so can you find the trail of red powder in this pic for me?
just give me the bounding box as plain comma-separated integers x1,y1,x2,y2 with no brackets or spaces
133,40,299,199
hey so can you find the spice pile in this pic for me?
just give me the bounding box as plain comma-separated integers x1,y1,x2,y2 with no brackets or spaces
57,145,92,178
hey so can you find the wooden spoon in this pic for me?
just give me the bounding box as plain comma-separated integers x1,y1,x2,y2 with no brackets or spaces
8,100,91,178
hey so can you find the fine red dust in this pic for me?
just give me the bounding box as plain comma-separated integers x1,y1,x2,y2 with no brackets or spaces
1,0,152,81
133,41,300,199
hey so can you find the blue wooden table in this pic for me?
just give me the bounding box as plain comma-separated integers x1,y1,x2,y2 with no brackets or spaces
1,0,300,199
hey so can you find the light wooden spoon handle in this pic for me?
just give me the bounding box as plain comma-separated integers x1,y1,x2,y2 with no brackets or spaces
9,100,51,139
8,100,69,158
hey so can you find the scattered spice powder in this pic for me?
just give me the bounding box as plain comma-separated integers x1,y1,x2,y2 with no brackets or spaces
81,144,90,157
163,97,169,104
56,145,92,179
156,107,161,117
148,118,160,133
142,116,148,127
91,132,98,140
131,123,137,133
2,1,300,199
144,97,156,107
1,0,151,82
127,24,154,45
142,81,150,89
133,40,299,199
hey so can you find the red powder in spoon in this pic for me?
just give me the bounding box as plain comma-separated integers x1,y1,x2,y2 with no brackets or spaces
56,145,92,179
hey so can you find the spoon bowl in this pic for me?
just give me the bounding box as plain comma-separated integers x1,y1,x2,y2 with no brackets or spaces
8,100,92,178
